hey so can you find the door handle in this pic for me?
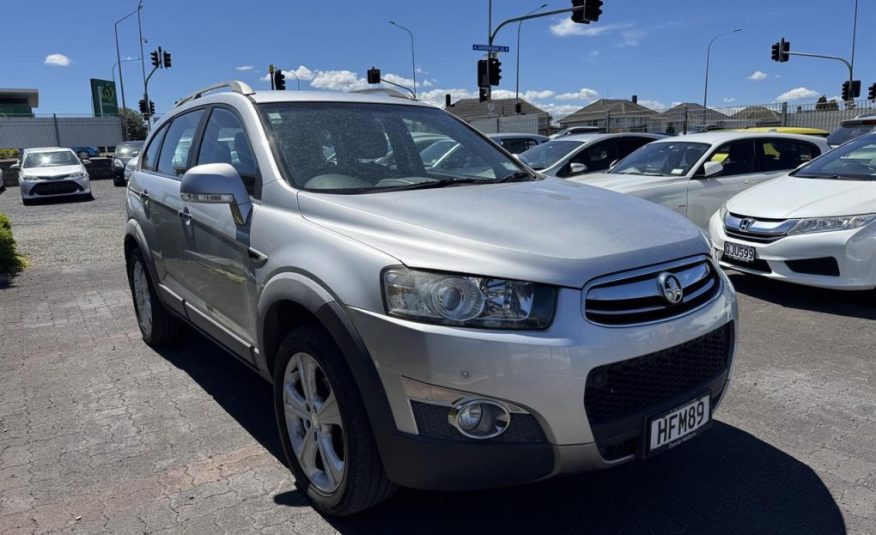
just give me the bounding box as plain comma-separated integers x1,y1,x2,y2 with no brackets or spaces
247,247,268,264
179,207,192,224
139,189,150,202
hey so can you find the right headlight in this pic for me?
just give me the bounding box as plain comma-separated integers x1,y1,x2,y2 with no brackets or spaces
113,159,124,168
788,214,876,235
382,267,556,329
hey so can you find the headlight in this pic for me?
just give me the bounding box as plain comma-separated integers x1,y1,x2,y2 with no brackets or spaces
788,214,876,235
382,268,556,329
113,159,124,168
71,171,88,179
719,204,728,220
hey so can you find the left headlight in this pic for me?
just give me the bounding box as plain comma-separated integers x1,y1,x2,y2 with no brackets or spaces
113,159,124,168
382,267,556,329
788,214,876,235
71,171,89,179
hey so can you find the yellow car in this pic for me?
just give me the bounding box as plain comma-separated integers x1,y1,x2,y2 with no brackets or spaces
736,127,830,138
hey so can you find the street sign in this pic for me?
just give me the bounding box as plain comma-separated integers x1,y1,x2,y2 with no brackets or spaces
90,79,119,117
473,44,510,53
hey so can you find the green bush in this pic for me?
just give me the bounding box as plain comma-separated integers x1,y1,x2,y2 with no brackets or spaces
0,212,25,275
0,148,20,160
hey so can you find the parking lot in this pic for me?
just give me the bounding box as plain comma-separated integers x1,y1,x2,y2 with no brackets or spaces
0,180,873,534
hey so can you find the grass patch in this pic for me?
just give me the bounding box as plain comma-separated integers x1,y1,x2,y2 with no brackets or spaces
0,212,26,275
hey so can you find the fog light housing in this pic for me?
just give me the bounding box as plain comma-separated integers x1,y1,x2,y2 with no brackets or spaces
449,400,510,439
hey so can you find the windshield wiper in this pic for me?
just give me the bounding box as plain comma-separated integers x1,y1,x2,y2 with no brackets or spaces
495,171,536,183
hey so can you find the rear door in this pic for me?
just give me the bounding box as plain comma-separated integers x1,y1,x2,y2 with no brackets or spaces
685,139,756,228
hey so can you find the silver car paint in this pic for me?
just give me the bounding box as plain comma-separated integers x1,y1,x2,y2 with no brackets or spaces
126,89,737,473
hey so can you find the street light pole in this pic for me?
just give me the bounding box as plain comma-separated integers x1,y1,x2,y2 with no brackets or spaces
703,28,742,108
136,0,149,124
389,21,416,98
516,3,548,104
850,0,858,82
704,28,742,109
113,58,141,90
114,7,138,111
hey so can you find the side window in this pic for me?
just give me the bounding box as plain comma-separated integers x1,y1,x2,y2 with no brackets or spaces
157,109,205,178
707,140,754,176
621,137,652,157
501,138,530,154
571,140,618,172
197,108,259,196
759,138,818,172
140,123,168,172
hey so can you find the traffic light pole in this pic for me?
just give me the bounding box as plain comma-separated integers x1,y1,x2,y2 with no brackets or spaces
143,64,159,126
787,51,853,101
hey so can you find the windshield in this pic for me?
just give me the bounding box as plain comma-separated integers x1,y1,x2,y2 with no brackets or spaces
23,150,79,168
258,102,527,192
115,143,142,156
793,134,876,181
827,124,876,146
518,140,583,170
610,142,710,177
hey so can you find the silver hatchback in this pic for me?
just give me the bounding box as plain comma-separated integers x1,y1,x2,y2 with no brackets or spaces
124,82,738,515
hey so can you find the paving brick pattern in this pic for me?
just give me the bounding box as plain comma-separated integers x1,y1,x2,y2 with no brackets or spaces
0,182,873,534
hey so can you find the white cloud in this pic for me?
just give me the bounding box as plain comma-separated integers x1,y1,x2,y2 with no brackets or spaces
556,88,599,101
287,65,314,81
235,65,254,71
748,70,768,81
310,69,369,91
637,99,667,110
44,53,71,67
419,88,478,107
421,79,434,88
723,97,736,103
523,90,555,101
671,101,683,108
538,103,583,119
774,87,820,102
260,73,271,82
383,73,416,88
620,29,646,47
550,19,631,38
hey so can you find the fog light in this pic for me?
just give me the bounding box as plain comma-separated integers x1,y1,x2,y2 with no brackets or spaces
449,400,510,439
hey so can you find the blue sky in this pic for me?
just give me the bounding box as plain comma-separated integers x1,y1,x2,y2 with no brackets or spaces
2,0,872,118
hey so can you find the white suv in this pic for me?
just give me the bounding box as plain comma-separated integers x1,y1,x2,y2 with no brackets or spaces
124,81,738,515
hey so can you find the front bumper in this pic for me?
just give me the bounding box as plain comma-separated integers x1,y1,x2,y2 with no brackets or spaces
709,212,876,290
20,176,91,200
347,274,737,489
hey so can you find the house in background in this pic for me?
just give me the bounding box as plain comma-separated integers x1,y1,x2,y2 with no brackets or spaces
557,98,659,132
661,102,729,134
446,97,551,135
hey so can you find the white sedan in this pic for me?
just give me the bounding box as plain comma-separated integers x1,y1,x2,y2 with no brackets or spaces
709,133,876,290
576,132,830,228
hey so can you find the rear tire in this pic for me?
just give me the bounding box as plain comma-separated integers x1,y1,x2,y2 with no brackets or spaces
126,247,180,346
273,325,395,516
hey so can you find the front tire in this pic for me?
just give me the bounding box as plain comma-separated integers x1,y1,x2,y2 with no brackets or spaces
126,247,180,346
273,325,395,515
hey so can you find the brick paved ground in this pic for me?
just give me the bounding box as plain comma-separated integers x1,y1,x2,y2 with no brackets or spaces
0,181,873,534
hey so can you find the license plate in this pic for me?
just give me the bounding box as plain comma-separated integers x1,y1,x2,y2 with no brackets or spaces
723,242,755,263
647,394,710,455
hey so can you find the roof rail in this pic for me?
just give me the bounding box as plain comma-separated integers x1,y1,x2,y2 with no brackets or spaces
350,87,415,100
174,80,255,107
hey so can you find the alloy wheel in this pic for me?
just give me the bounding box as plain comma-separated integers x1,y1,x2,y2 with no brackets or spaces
131,259,153,337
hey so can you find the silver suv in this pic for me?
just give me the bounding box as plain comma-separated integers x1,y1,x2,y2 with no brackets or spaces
124,81,738,515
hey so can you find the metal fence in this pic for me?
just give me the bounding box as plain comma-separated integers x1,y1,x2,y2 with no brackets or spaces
0,114,125,149
555,99,875,135
470,113,543,134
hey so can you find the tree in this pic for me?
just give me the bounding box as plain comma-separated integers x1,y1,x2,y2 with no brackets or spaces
120,108,148,141
815,95,838,111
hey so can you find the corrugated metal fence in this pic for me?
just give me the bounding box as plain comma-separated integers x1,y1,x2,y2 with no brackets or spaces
0,114,125,149
469,114,541,134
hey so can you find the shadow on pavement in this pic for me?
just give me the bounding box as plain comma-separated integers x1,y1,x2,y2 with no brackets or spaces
156,330,846,535
728,272,876,320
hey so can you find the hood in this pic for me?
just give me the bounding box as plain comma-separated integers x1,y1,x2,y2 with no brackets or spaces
727,175,876,219
20,164,84,179
298,178,707,288
572,172,684,194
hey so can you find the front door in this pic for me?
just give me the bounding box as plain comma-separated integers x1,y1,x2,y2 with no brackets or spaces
686,139,756,228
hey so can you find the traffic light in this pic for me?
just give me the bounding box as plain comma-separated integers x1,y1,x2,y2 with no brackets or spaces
150,50,160,68
868,83,876,101
584,0,603,22
445,94,452,108
842,81,851,101
138,99,148,114
488,57,501,86
770,42,780,62
162,51,172,69
515,101,522,114
273,69,286,90
771,38,790,62
367,67,381,84
149,101,155,116
477,59,489,87
571,0,586,23
478,86,490,103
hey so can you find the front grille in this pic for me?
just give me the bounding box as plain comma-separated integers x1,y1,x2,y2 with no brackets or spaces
410,401,546,444
585,256,721,326
723,212,794,244
584,323,733,426
31,181,81,195
786,257,840,277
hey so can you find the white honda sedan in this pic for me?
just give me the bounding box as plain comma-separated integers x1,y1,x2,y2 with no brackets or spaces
709,133,876,289
577,132,830,228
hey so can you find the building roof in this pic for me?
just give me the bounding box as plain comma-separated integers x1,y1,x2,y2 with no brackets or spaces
730,106,781,122
0,89,39,108
661,102,727,122
558,99,658,125
445,98,550,121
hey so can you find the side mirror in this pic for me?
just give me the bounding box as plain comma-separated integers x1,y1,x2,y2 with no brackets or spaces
569,162,588,175
81,158,91,165
180,163,251,226
124,156,139,181
608,159,619,170
702,161,723,178
10,163,19,170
